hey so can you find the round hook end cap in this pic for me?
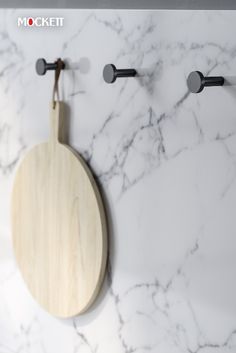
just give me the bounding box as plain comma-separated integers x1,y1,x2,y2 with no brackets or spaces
36,58,47,75
103,64,116,83
187,71,204,93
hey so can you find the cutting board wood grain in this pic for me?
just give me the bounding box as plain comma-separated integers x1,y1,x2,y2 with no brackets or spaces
11,102,107,318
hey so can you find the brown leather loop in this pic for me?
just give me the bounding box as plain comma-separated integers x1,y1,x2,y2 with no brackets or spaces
52,58,64,109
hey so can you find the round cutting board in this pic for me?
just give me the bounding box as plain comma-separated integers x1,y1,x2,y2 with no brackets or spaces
11,102,107,318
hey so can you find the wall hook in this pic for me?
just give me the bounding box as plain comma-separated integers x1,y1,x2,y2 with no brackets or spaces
103,64,137,84
187,71,224,93
36,58,65,76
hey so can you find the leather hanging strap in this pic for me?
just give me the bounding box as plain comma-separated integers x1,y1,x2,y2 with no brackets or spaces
52,58,64,109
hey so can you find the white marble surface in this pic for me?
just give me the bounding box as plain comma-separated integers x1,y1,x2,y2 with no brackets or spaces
1,8,236,353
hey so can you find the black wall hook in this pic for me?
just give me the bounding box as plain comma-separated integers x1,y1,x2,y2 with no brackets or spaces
36,58,65,76
187,71,224,93
103,64,137,83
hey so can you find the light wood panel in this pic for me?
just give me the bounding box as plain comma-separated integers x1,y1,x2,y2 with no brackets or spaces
11,102,107,318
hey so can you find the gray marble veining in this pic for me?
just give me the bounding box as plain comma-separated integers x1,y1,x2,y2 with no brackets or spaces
0,9,236,353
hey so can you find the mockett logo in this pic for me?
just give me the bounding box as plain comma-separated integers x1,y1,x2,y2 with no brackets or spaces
17,17,64,27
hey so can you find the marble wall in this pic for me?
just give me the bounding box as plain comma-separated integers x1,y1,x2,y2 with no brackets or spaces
0,9,236,353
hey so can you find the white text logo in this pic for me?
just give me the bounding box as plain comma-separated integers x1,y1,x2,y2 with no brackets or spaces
18,17,64,27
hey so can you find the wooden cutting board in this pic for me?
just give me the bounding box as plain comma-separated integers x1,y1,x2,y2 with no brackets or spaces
11,102,107,318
